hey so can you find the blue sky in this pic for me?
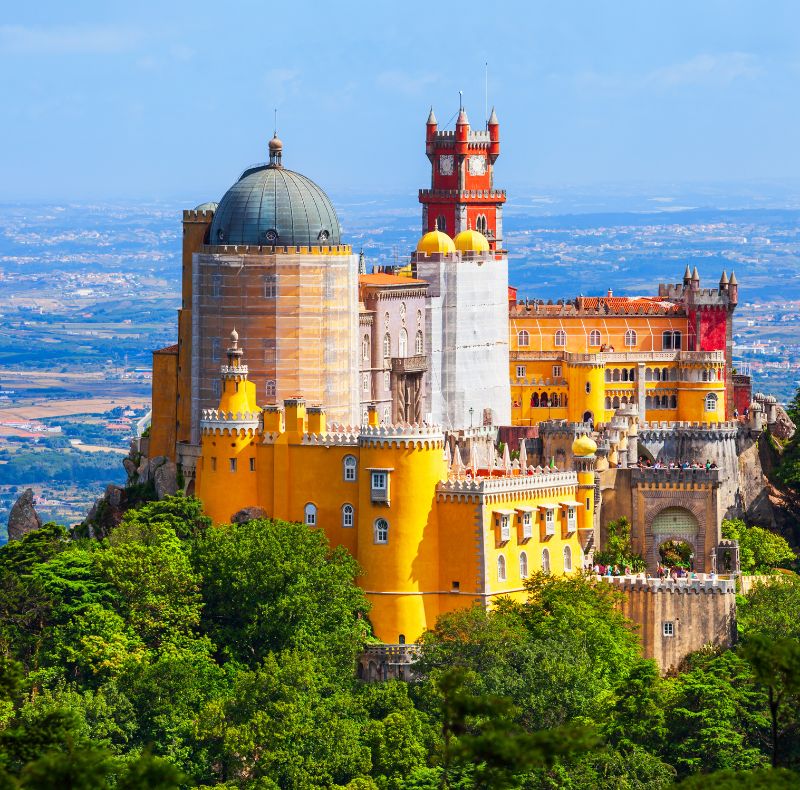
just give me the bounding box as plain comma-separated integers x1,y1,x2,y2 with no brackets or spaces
2,0,800,201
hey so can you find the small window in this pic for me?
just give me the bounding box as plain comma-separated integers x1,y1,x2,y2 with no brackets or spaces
555,329,566,347
497,555,507,582
451,580,460,591
228,458,237,473
362,334,370,362
342,503,354,528
520,551,529,579
264,274,277,298
211,337,220,362
398,634,406,645
415,330,423,355
586,497,591,511
436,214,447,232
567,506,576,528
212,273,222,298
383,333,391,358
249,457,256,472
705,393,718,412
476,214,487,234
585,382,591,394
545,509,555,535
266,380,276,400
304,503,317,527
625,329,637,347
552,365,562,378
362,373,370,393
663,621,675,637
516,365,526,379
212,379,221,398
210,457,217,471
563,545,572,572
343,455,357,481
589,329,601,347
371,471,387,490
518,329,530,347
374,518,389,544
384,370,391,391
541,548,550,573
522,511,533,539
498,514,510,543
399,328,408,357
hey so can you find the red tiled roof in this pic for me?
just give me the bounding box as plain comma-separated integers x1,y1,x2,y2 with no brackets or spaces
154,344,178,354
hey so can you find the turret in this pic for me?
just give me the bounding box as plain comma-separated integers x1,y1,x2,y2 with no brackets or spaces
455,106,469,156
572,435,598,550
719,270,729,291
691,266,700,292
488,106,500,161
683,265,692,287
426,107,437,140
728,271,738,304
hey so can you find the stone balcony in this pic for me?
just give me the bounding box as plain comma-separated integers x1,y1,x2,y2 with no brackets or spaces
391,354,427,374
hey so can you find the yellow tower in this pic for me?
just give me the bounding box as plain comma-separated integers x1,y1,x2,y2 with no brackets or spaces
195,330,262,522
355,425,448,643
572,434,598,543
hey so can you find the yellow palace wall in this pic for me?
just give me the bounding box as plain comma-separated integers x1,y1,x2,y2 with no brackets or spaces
196,398,585,644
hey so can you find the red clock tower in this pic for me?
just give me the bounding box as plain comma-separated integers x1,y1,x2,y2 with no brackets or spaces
419,105,506,250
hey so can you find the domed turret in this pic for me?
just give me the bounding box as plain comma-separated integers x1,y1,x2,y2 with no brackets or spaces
416,230,456,254
453,229,490,253
572,435,598,457
209,136,341,247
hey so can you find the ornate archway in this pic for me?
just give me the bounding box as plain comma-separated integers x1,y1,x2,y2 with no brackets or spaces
650,506,699,570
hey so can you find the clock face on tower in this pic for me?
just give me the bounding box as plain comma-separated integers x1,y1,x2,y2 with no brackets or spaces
468,155,487,176
439,154,454,176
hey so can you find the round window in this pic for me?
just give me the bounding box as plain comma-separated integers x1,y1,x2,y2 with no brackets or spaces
318,229,330,241
264,229,279,243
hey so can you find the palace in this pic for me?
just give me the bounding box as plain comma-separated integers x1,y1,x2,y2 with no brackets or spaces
146,105,753,653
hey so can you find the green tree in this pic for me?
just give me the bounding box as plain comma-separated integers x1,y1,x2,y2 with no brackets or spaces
722,519,794,574
739,576,800,640
594,517,645,571
190,518,370,670
741,635,800,768
675,767,800,789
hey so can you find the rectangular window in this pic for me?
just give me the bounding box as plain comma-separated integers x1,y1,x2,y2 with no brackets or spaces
372,471,387,490
663,621,675,637
586,497,591,511
499,515,510,542
567,506,576,531
229,458,237,473
211,457,217,471
212,273,222,298
522,511,533,539
212,379,221,398
211,337,220,361
384,370,391,391
516,365,526,379
249,458,256,472
552,365,562,378
362,373,370,393
264,273,277,298
371,470,389,503
451,581,460,591
545,508,555,535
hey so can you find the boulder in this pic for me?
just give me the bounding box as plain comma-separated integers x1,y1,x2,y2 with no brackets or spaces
123,457,138,482
772,405,796,441
231,506,268,524
7,489,42,541
153,460,178,499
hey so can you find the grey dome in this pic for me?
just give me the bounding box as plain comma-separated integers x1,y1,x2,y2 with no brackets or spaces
209,164,341,247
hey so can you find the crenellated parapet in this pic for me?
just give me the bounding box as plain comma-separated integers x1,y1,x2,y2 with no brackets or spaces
632,467,721,487
437,469,577,504
358,423,445,449
200,243,353,256
638,420,738,441
300,431,359,447
598,575,735,594
200,408,262,436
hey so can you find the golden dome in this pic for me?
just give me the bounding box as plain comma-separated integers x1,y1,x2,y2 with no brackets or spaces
453,229,490,252
416,230,456,254
572,435,597,457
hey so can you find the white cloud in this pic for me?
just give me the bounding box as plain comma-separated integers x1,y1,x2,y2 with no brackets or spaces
375,70,439,97
646,53,762,88
0,24,139,55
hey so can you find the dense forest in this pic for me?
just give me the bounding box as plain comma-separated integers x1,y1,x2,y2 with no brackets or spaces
0,495,799,788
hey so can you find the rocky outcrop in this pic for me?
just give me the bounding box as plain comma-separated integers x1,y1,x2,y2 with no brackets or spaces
83,484,129,539
7,488,42,541
231,506,268,524
772,405,796,441
124,447,179,499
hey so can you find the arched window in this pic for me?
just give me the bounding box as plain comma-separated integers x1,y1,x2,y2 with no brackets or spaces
436,214,447,232
670,395,678,409
343,455,357,482
304,503,317,527
612,396,620,409
497,555,507,582
663,330,681,350
563,545,572,572
605,397,612,409
519,551,529,579
550,393,559,407
645,396,653,409
554,329,567,347
605,369,612,383
645,368,653,382
541,548,550,574
362,334,370,362
374,518,389,544
625,329,637,347
518,329,530,347
383,333,391,358
476,214,487,234
265,380,276,400
541,392,549,407
589,329,601,347
705,393,718,412
530,392,539,408
621,395,629,405
415,330,423,355
399,328,408,358
672,331,682,350
621,368,629,382
342,503,354,528
629,368,636,381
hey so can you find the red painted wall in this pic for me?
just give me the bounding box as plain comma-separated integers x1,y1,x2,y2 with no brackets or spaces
698,307,727,351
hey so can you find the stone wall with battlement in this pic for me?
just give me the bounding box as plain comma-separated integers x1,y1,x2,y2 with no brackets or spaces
597,575,736,673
